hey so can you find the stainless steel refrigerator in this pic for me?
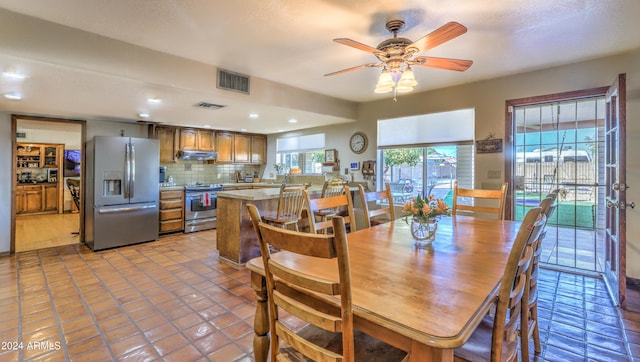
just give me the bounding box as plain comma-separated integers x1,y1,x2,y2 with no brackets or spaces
85,136,159,250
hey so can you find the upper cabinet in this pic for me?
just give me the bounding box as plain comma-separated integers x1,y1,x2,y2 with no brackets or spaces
198,130,215,151
152,125,266,165
154,126,178,163
234,134,251,163
251,135,266,164
233,134,266,164
16,143,62,169
215,132,234,163
179,128,215,152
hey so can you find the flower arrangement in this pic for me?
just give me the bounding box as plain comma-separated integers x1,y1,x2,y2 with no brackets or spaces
402,195,451,223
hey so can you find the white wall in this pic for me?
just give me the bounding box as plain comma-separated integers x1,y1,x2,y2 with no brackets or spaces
0,112,12,252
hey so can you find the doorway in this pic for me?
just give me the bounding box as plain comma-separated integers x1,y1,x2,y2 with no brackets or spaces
11,115,85,253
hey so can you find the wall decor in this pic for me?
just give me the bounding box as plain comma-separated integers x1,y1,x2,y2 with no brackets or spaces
476,135,503,154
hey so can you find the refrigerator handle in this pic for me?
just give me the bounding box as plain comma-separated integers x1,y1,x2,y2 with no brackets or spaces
130,143,135,199
124,143,131,198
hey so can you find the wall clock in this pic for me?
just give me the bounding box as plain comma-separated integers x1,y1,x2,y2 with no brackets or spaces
349,132,368,154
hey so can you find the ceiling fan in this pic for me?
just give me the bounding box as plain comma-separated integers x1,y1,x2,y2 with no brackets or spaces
325,19,473,93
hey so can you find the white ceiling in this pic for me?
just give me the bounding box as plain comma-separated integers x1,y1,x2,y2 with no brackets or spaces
1,0,639,134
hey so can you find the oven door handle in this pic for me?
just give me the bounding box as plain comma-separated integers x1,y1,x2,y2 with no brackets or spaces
185,217,217,225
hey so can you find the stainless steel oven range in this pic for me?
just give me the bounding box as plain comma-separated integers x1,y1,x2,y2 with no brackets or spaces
184,184,223,233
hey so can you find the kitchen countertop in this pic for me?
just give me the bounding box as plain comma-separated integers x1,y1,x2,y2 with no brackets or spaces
216,185,323,201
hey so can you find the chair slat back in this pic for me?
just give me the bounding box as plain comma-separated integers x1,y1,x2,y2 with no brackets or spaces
359,183,395,228
305,187,357,234
275,184,308,222
247,204,354,362
452,181,508,219
322,180,346,198
492,207,545,361
528,196,558,300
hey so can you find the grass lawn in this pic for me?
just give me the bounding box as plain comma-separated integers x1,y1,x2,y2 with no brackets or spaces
514,192,595,229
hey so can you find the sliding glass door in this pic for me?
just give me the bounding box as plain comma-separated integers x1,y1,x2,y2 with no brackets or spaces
380,145,474,206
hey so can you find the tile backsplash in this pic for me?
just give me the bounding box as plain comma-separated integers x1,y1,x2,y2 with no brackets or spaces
161,161,262,185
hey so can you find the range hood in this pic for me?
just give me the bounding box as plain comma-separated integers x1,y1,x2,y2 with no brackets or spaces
176,150,218,161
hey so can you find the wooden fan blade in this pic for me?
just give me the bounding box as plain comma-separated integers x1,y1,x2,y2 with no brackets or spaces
407,22,468,54
333,38,381,54
414,56,473,72
324,63,379,76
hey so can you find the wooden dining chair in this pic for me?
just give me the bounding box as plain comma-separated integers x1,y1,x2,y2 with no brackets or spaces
261,183,309,231
313,180,347,224
358,183,395,228
452,181,508,220
305,186,356,234
521,196,558,360
246,204,407,362
454,207,546,362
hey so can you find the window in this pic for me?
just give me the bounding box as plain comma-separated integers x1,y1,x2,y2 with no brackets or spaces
276,133,325,174
377,109,475,203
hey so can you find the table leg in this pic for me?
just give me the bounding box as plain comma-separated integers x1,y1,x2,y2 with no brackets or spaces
409,340,453,362
251,271,269,362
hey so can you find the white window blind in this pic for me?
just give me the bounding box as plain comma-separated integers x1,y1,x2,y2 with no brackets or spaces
378,109,475,147
276,133,325,152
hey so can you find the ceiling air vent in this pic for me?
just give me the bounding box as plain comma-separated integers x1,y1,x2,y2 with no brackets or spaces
194,101,226,110
217,68,250,95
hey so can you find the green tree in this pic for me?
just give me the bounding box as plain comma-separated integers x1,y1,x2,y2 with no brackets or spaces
383,148,422,167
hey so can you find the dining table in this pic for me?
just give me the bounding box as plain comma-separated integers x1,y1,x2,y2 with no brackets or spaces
245,214,523,362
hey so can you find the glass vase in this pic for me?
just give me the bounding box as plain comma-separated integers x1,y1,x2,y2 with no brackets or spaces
411,218,437,246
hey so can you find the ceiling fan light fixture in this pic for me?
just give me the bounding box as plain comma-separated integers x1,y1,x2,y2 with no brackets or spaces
376,69,395,88
374,85,393,93
398,67,418,87
395,85,414,93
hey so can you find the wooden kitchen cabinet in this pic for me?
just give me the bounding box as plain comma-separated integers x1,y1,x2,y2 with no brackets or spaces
215,132,234,163
16,143,62,169
179,128,198,150
180,128,215,152
16,185,43,214
234,134,251,163
16,184,59,214
155,126,179,163
197,130,215,151
159,189,184,234
251,134,266,164
44,184,57,211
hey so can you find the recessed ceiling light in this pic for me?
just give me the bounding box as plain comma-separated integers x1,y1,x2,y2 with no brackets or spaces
147,97,161,104
240,128,248,132
288,119,298,123
2,71,28,80
203,125,212,128
138,112,150,118
249,113,259,119
4,93,22,100
277,129,284,133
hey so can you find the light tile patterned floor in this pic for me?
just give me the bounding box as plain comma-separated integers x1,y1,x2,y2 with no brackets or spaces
0,230,638,361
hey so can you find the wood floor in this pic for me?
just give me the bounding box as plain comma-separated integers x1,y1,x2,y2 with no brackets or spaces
15,213,80,252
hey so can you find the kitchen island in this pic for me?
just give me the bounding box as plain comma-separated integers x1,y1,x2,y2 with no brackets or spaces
216,185,322,264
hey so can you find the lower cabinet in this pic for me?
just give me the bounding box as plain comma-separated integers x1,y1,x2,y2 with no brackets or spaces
44,184,57,212
16,184,58,214
159,189,184,234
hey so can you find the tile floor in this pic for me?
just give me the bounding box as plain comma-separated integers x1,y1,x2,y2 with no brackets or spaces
1,230,639,361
